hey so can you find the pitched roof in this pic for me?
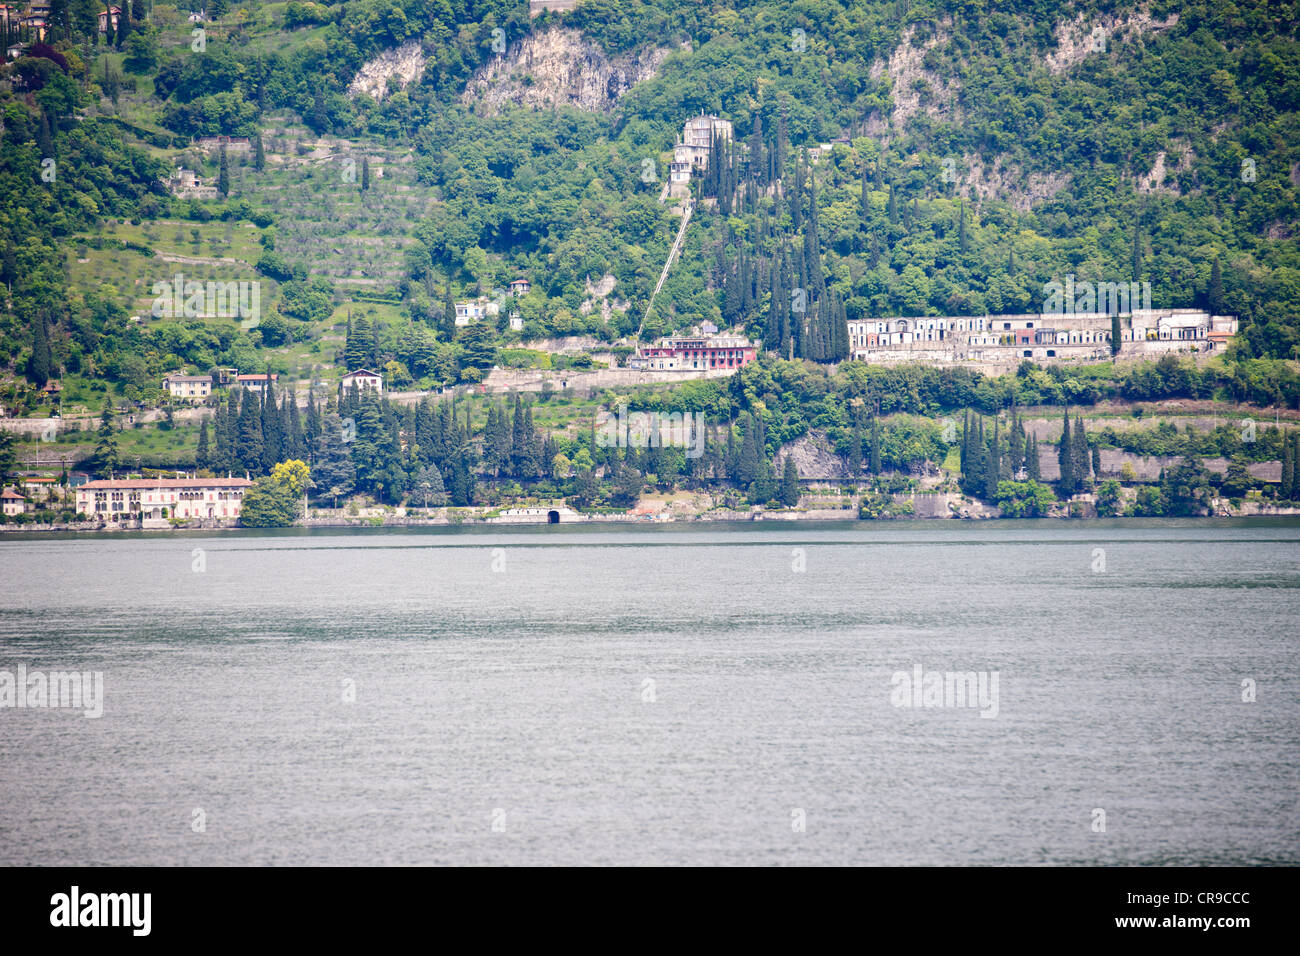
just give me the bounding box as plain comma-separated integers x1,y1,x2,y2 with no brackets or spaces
78,478,254,490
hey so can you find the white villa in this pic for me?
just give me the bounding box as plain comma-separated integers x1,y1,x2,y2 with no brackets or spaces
845,309,1238,365
455,298,501,326
76,477,254,524
669,115,733,198
340,369,384,394
162,374,213,400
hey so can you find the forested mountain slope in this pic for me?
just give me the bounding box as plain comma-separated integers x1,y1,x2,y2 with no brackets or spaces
0,0,1297,400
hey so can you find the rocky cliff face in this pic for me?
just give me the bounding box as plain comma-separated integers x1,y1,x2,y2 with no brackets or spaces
461,26,671,115
348,40,426,101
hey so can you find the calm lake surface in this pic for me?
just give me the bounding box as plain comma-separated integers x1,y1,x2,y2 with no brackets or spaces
1,519,1297,866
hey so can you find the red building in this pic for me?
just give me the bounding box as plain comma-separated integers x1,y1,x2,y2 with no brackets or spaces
634,334,758,372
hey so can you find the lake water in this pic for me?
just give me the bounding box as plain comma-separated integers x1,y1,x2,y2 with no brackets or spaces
1,519,1297,866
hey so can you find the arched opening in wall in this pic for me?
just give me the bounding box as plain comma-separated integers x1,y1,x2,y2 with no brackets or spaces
1023,350,1033,357
1047,350,1056,357
547,510,560,524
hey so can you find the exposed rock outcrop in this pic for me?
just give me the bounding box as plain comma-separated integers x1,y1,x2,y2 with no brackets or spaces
1045,9,1180,75
348,40,426,101
777,430,851,480
461,26,670,114
875,21,960,131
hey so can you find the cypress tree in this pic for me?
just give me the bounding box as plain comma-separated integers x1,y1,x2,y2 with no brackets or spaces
1290,434,1300,500
1111,312,1122,356
846,407,862,479
196,420,210,470
344,314,371,370
218,146,230,197
780,455,800,507
869,413,881,475
1008,413,1025,476
1209,258,1225,314
1288,436,1300,499
1073,417,1090,486
260,386,283,472
288,399,305,460
1058,408,1074,494
221,396,238,472
1281,437,1293,501
960,409,971,475
212,401,228,472
37,111,54,160
237,389,263,474
254,134,265,172
985,420,1001,499
1026,434,1042,481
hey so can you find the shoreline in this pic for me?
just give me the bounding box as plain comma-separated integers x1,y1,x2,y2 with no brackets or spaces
5,505,1300,534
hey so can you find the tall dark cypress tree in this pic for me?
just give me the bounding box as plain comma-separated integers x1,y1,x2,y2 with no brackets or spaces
1290,434,1300,500
211,401,228,472
1026,434,1041,481
985,420,1001,499
1072,417,1090,487
288,399,305,460
218,146,230,197
1057,408,1074,494
869,413,881,475
1208,259,1225,314
847,406,862,479
37,111,54,160
237,389,263,474
960,409,971,475
260,386,283,472
1283,436,1294,501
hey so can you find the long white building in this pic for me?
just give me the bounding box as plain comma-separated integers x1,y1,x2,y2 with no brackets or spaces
76,477,254,523
846,310,1237,364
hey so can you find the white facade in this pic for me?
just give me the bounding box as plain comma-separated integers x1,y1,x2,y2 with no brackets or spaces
76,478,254,522
1,489,29,516
846,309,1233,361
162,375,212,400
340,369,383,394
455,298,501,326
235,374,278,394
